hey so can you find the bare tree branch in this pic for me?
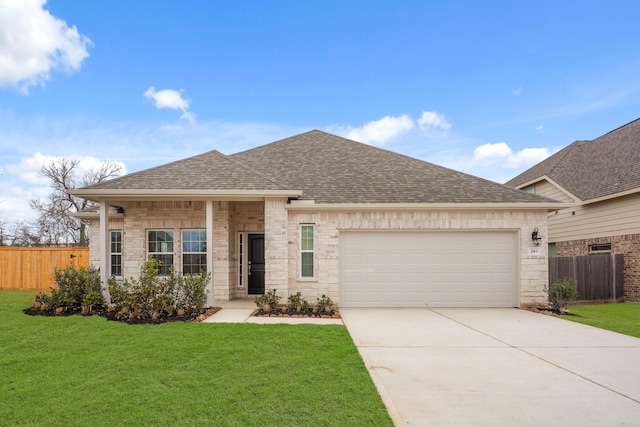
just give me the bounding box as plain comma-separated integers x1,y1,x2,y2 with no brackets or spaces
29,158,122,246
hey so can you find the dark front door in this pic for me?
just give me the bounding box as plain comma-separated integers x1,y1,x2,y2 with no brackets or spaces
248,234,265,295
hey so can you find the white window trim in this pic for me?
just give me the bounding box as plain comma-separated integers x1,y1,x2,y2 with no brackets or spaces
237,232,246,289
299,224,315,280
147,229,175,275
110,230,122,277
181,229,207,274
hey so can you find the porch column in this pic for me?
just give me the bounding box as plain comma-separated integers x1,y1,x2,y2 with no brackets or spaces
206,200,215,307
99,202,111,302
264,198,289,297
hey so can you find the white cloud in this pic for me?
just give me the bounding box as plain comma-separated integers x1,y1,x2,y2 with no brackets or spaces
535,124,544,132
473,142,512,160
512,87,522,95
473,142,550,168
0,0,92,92
5,152,58,185
144,87,197,124
180,111,197,125
510,147,550,168
417,111,451,134
5,152,126,186
345,114,414,145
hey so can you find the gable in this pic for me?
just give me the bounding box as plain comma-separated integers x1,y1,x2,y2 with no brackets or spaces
506,117,640,202
517,177,578,204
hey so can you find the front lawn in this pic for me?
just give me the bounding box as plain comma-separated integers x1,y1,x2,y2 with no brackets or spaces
0,290,392,426
565,302,640,338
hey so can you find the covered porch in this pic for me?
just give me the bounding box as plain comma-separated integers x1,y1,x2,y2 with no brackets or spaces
79,195,296,307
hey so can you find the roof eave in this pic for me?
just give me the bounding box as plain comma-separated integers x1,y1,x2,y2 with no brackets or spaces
581,186,640,205
69,189,303,202
286,201,568,211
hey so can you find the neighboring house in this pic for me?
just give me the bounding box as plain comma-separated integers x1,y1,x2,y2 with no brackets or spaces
506,118,640,302
71,130,561,308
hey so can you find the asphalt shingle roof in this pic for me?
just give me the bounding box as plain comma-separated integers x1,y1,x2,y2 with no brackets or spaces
228,130,554,203
505,118,640,201
82,150,289,191
84,130,557,204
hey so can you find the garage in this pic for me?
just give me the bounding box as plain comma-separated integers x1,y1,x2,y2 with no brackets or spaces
339,231,518,308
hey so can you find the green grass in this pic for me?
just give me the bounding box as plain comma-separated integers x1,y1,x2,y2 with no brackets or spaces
565,302,640,338
0,291,392,427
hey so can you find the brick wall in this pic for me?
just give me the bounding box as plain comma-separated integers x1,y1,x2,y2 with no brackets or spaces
556,234,640,301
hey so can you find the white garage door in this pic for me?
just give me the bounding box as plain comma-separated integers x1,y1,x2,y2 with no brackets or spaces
340,231,518,308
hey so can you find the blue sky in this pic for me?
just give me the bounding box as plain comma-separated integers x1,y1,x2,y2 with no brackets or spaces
2,0,640,222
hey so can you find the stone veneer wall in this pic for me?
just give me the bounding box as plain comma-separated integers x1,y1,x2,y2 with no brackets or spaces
91,201,208,277
264,199,289,296
90,203,551,306
555,234,640,302
286,209,550,307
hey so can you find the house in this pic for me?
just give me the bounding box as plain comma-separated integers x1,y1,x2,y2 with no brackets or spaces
506,118,640,302
71,130,561,308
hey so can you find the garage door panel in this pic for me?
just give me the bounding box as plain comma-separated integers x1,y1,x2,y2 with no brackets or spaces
340,231,518,308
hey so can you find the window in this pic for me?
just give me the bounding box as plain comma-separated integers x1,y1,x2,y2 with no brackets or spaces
548,243,556,258
110,230,122,276
238,233,244,288
589,243,612,254
148,230,174,275
182,229,206,274
300,225,314,278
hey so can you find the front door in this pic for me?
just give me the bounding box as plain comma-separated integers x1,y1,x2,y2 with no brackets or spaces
247,234,265,295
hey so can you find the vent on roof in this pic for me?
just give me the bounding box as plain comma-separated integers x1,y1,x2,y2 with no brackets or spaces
614,175,622,186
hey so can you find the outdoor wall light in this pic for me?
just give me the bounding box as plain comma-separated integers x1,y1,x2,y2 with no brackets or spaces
531,228,542,246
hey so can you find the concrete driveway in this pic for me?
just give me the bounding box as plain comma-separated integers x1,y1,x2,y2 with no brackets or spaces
340,308,640,427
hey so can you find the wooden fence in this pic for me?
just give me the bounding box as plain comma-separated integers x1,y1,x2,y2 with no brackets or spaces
0,247,90,291
549,254,624,303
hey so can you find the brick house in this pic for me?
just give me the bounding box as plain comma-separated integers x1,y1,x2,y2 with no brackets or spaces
506,118,640,301
72,130,561,308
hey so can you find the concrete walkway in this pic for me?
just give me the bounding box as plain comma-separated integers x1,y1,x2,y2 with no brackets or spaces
340,308,640,427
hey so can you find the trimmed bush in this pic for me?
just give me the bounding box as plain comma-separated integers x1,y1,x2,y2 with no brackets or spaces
108,257,210,320
32,264,105,313
547,277,579,313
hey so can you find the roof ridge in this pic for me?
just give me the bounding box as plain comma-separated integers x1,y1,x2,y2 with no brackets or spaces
593,117,640,140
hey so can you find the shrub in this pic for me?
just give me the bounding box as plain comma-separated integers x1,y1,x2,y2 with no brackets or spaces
173,270,209,315
254,289,282,310
546,277,579,313
54,264,102,306
32,263,103,313
109,257,210,320
287,291,305,311
315,294,334,314
82,291,106,314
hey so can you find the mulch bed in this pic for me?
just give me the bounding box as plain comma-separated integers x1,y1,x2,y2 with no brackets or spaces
23,306,221,325
522,306,577,317
251,307,342,319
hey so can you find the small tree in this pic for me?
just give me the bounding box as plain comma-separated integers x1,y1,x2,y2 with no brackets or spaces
546,277,579,313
